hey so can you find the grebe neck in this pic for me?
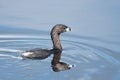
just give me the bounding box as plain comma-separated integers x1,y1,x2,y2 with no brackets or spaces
51,32,62,65
51,32,62,50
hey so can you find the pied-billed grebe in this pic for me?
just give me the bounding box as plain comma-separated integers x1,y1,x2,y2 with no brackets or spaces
21,24,71,59
51,24,74,72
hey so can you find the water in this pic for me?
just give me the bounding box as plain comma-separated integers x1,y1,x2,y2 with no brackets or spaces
0,32,120,80
0,0,120,80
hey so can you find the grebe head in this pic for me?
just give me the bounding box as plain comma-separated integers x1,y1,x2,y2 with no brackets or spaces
51,24,71,35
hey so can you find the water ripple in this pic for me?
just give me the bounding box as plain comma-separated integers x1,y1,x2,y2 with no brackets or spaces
0,35,120,80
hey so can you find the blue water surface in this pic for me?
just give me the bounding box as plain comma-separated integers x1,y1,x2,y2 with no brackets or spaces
0,32,120,80
0,0,120,80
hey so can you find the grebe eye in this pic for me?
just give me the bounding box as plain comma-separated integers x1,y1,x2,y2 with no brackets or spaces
63,27,66,29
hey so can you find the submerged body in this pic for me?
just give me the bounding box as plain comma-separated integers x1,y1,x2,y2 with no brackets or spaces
21,49,52,59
